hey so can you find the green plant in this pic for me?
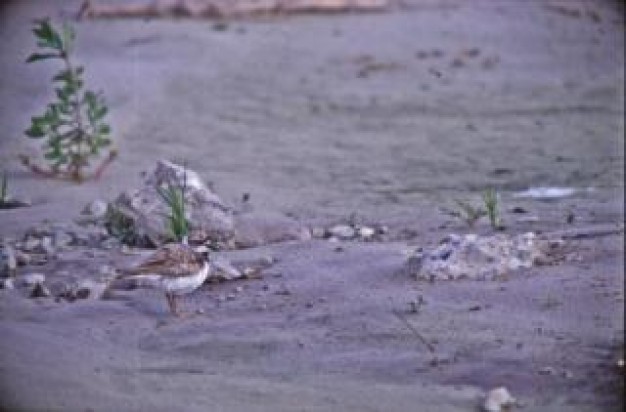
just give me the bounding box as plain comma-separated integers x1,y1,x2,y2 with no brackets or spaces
0,172,7,204
157,168,189,243
21,19,116,182
482,188,503,229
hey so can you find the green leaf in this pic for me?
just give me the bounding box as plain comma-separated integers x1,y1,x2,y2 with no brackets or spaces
25,125,45,138
62,23,75,52
26,52,59,63
98,124,111,135
33,19,63,50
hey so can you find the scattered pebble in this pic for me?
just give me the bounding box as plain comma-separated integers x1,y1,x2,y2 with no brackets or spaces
19,273,46,287
1,278,15,290
30,282,51,298
329,224,356,240
483,387,516,412
357,226,376,239
538,366,557,375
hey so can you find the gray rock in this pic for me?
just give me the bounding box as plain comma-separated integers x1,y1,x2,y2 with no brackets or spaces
357,226,376,239
2,244,17,274
107,160,234,246
311,227,327,239
53,230,74,249
405,232,546,281
84,199,109,219
233,212,311,248
0,278,15,290
30,282,51,298
328,224,356,240
19,273,46,287
74,280,108,300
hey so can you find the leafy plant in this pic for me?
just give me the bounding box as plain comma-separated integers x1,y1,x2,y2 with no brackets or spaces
482,188,503,230
21,19,116,182
157,167,189,243
0,172,7,204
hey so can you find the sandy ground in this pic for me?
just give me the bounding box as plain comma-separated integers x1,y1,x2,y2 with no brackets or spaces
0,0,624,411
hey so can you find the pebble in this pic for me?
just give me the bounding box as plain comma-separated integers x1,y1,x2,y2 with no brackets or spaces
1,278,15,290
23,237,40,252
30,282,51,298
311,227,326,238
19,272,46,287
328,225,356,239
357,226,376,239
538,366,557,376
4,244,17,273
84,199,109,219
41,236,55,255
483,387,516,412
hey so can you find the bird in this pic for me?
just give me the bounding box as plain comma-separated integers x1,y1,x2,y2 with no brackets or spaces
116,242,210,317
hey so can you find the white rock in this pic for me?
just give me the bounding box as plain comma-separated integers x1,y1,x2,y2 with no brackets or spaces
483,387,516,412
1,278,15,289
311,227,326,238
84,199,109,219
406,232,547,281
19,273,46,287
329,224,356,239
357,226,376,239
41,236,55,255
75,280,108,300
4,244,17,273
23,237,41,252
108,160,235,246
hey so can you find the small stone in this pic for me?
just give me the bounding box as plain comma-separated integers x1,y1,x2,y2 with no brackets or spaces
84,199,109,219
19,273,46,287
30,282,51,298
53,230,74,248
23,237,40,252
4,244,17,273
483,387,516,412
226,293,236,301
562,370,574,379
328,225,356,239
538,366,557,375
75,280,107,300
260,255,276,266
41,236,55,255
235,286,244,293
357,226,376,239
311,227,326,238
1,278,15,290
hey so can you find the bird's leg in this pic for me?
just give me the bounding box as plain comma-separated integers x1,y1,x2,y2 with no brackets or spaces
165,292,180,316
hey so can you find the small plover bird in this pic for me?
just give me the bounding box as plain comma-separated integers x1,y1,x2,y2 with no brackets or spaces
120,242,210,316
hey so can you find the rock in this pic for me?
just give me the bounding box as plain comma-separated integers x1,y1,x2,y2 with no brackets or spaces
19,273,46,287
328,224,356,240
74,280,108,300
311,227,327,238
41,236,55,255
483,387,516,412
1,278,15,290
405,232,547,281
233,211,311,248
23,236,41,252
209,257,243,281
83,199,109,219
357,226,376,239
30,282,51,298
53,230,74,249
107,160,235,246
2,244,18,274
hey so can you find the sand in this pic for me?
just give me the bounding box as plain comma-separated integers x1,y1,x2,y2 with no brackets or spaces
0,0,624,411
